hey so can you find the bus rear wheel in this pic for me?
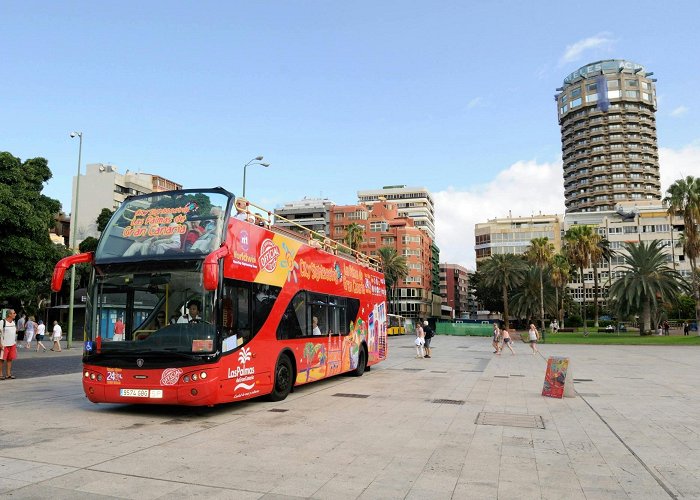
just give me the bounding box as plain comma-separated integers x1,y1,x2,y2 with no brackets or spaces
351,346,366,377
268,355,293,401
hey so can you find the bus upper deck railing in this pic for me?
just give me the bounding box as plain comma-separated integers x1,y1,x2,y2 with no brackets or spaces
235,197,382,273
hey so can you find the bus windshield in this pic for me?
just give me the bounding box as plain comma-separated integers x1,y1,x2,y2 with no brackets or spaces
95,189,232,264
85,266,217,355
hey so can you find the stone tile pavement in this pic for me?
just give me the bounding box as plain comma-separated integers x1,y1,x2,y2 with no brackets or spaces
0,334,697,498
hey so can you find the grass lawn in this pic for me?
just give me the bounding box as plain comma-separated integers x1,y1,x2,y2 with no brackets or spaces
539,330,700,345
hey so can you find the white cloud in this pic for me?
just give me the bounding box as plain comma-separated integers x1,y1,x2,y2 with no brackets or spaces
659,144,700,193
432,144,700,271
670,106,689,117
434,159,565,270
560,33,615,65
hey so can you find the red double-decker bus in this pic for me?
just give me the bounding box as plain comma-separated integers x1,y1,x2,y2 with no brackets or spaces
52,188,387,406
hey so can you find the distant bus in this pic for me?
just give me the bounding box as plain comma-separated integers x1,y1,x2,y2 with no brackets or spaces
387,314,406,335
52,188,388,406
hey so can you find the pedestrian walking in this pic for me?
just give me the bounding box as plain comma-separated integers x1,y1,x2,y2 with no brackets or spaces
51,320,63,352
501,327,515,355
1,309,18,379
414,321,425,358
423,320,434,358
492,323,502,354
527,323,540,355
683,321,690,336
35,320,48,352
663,320,670,336
16,313,26,348
24,315,37,349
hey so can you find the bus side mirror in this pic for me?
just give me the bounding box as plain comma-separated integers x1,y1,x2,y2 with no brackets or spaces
51,252,94,291
203,246,229,291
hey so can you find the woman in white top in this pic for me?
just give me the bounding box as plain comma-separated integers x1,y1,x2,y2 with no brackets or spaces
51,321,63,352
528,323,540,354
35,320,47,352
414,323,425,358
24,316,37,349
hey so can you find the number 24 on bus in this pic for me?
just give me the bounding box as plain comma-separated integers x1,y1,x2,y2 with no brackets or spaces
52,188,388,406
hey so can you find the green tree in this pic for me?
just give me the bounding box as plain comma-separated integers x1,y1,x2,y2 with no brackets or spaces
479,253,527,329
663,176,700,328
96,208,115,233
471,269,503,316
344,223,365,251
550,253,572,326
525,237,555,333
590,236,615,327
564,225,597,335
608,240,689,335
79,236,99,253
378,246,408,314
510,265,557,322
0,152,62,310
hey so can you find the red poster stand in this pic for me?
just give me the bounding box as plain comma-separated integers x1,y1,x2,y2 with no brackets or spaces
542,357,573,398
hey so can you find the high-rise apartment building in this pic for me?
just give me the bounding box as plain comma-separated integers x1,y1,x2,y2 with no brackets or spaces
71,163,181,243
439,263,473,319
273,197,335,236
556,59,660,213
357,185,435,240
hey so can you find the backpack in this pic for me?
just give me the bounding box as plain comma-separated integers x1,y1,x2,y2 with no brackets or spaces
424,325,434,339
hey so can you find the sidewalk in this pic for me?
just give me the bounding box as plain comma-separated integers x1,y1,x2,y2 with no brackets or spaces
0,334,697,498
14,339,82,358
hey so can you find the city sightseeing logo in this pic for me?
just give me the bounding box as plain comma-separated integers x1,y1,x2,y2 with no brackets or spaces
259,239,280,273
160,368,183,386
229,347,256,392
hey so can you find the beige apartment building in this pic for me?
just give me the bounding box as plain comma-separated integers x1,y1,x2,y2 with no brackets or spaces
71,163,181,244
474,214,565,262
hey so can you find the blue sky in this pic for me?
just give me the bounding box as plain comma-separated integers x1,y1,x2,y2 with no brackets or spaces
3,0,700,268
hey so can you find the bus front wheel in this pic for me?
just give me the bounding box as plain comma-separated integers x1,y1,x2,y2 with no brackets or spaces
351,346,366,377
269,355,293,401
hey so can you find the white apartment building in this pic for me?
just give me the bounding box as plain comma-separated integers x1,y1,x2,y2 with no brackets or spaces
564,201,691,305
71,163,181,244
357,185,435,240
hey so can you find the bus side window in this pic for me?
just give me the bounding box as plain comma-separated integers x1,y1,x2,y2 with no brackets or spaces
222,279,251,343
344,298,360,336
309,293,328,335
277,292,305,340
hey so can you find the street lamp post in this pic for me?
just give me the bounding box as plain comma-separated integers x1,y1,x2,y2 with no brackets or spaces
242,156,270,198
67,131,83,350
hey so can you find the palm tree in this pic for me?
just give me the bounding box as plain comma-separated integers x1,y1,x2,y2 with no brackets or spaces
344,223,365,252
608,240,689,335
590,237,615,327
564,225,597,335
480,253,528,329
510,266,557,322
550,253,572,327
525,237,555,334
378,246,409,314
663,176,700,328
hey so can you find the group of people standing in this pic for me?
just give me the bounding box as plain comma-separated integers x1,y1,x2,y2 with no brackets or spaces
414,320,434,359
1,309,66,380
491,322,541,355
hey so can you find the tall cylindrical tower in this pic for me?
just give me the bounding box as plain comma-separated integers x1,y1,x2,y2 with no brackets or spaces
556,60,660,213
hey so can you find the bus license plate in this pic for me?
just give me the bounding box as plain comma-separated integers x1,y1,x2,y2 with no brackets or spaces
119,389,163,399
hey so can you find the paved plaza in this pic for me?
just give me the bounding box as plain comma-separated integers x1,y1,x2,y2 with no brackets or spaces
0,334,698,499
